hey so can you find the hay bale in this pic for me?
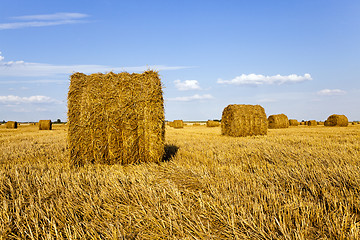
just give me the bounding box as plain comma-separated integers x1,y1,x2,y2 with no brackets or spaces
206,120,220,127
68,70,165,166
289,119,299,126
173,120,184,129
317,121,324,125
324,114,348,127
193,123,201,126
307,120,317,126
38,120,52,130
221,104,267,137
5,121,17,129
268,114,289,129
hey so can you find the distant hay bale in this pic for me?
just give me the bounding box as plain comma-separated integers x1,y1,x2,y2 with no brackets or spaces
206,120,220,127
221,104,267,137
317,121,324,125
324,114,348,127
68,70,165,166
352,122,356,125
289,119,299,126
299,122,305,125
268,114,289,129
193,123,201,126
173,120,184,129
5,121,17,129
307,120,317,126
38,120,52,130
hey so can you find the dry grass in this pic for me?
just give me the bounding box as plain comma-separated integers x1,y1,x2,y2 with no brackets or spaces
1,124,360,239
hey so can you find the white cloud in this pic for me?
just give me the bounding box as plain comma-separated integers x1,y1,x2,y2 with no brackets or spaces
168,94,214,102
0,51,4,61
11,12,88,21
174,80,201,91
317,89,346,96
217,73,312,85
0,58,192,78
0,95,60,104
0,12,89,30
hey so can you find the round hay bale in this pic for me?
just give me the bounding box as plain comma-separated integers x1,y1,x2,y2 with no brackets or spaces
317,121,324,125
193,123,201,126
307,120,317,126
324,114,348,127
5,121,17,129
68,70,165,166
38,120,52,130
289,119,299,126
206,120,220,127
173,120,184,129
221,104,267,137
268,114,289,129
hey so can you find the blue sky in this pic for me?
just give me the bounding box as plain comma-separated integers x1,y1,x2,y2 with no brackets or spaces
1,0,359,122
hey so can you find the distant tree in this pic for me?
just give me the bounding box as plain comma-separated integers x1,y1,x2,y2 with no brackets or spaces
2,120,5,123
56,119,61,123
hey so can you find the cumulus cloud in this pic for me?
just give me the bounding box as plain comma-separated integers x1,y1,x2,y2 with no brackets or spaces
0,52,192,78
0,12,89,30
0,95,60,104
174,80,201,91
168,94,214,102
0,51,4,61
317,89,346,96
217,73,312,85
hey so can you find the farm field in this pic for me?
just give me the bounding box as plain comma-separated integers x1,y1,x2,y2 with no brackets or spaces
0,124,360,239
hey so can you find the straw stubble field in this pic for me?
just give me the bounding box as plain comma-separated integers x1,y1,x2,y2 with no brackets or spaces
0,124,360,239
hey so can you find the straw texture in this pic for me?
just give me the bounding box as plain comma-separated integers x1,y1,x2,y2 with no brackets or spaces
268,114,289,129
206,120,220,127
324,114,348,127
289,119,299,126
68,71,165,166
5,121,17,129
173,120,184,129
307,120,317,126
38,120,52,130
221,104,267,137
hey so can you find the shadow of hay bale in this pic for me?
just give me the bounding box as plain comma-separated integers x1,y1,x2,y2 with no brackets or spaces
162,144,179,162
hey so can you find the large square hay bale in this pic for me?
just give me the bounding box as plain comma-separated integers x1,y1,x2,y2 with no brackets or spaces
221,104,267,137
38,120,52,130
68,70,165,166
5,121,17,129
206,120,220,127
268,114,289,129
324,114,348,127
173,120,184,128
289,119,299,126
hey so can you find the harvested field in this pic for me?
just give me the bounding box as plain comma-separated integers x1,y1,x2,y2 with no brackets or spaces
1,124,360,239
